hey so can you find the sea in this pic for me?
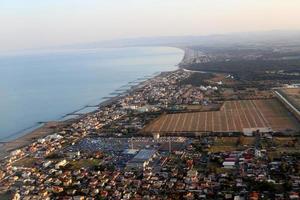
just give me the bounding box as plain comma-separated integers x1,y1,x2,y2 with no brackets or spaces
0,46,184,141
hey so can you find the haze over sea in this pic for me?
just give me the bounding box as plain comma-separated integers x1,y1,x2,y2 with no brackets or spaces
0,47,183,141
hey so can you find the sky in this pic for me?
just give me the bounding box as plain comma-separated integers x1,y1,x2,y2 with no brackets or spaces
1,0,300,51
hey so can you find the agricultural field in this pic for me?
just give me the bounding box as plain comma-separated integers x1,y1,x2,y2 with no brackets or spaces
143,99,300,134
277,88,300,111
209,136,256,153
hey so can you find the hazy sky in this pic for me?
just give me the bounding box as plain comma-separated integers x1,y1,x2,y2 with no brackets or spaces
1,0,300,51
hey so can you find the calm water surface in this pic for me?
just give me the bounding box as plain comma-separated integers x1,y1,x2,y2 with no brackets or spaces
0,47,183,141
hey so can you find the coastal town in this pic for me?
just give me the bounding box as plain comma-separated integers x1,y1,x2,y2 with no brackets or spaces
0,63,300,200
2,0,300,199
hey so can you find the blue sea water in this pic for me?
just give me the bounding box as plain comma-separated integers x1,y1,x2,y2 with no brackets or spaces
0,47,184,141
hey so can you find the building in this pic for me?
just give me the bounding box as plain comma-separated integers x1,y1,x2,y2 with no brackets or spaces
55,160,68,169
223,161,236,169
243,127,272,136
126,149,157,170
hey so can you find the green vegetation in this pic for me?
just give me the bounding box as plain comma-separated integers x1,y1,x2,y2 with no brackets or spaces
12,157,37,168
179,72,214,86
209,137,255,153
69,159,102,170
0,192,12,200
185,59,300,81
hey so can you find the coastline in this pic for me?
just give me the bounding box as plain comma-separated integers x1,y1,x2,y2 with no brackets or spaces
0,47,187,159
0,121,65,159
0,82,143,159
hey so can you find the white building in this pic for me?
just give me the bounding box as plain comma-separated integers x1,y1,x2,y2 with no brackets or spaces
223,161,235,169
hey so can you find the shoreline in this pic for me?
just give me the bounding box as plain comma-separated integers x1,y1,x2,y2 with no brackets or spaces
0,46,185,141
0,79,148,159
0,47,187,159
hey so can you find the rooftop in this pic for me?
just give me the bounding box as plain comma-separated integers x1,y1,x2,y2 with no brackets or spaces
133,149,156,161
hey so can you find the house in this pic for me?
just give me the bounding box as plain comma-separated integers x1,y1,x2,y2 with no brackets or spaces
55,160,68,169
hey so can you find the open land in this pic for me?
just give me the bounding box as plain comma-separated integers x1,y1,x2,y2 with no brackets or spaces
143,99,300,134
277,87,300,111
